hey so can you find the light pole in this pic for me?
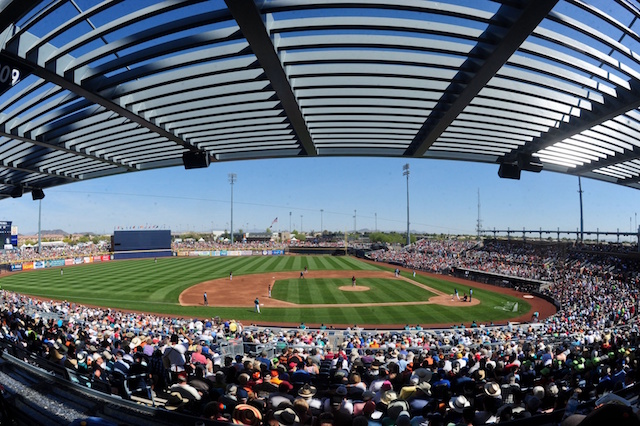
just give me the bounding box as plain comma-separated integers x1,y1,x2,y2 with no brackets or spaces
578,177,584,242
228,173,236,244
403,163,410,246
300,215,303,234
37,199,42,254
289,211,292,234
354,209,357,234
320,209,324,233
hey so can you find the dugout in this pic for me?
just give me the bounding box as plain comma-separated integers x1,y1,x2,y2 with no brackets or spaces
112,230,172,260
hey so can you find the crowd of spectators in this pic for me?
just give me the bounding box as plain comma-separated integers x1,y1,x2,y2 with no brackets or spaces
2,287,640,425
367,240,478,273
173,240,286,251
0,242,110,264
1,238,640,425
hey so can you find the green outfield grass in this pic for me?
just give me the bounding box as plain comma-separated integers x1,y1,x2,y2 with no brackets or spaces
0,256,530,326
273,278,436,304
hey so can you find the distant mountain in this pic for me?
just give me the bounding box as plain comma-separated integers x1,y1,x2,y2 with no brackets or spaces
42,229,69,235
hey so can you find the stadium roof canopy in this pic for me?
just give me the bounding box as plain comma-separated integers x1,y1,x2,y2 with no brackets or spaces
2,0,640,199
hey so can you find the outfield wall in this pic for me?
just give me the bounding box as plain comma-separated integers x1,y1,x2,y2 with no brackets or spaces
9,254,112,271
175,249,285,257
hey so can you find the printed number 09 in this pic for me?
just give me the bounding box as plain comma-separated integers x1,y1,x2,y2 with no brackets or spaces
0,65,20,85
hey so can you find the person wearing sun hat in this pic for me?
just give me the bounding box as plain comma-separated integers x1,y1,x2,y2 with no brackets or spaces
298,384,322,415
446,395,471,425
483,382,502,400
163,391,189,412
232,403,263,426
273,407,300,426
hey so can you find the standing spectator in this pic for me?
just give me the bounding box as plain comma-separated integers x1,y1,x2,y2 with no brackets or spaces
163,334,186,382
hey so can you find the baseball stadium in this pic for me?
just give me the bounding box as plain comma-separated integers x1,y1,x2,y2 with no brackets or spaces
0,1,639,426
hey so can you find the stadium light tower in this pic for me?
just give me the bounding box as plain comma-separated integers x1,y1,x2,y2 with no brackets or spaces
320,209,324,233
229,173,236,244
403,163,410,246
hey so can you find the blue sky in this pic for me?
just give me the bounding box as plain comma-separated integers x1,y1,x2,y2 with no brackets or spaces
3,157,639,240
2,2,639,239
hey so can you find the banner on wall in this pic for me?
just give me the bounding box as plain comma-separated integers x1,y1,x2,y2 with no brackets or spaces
65,259,75,266
101,255,111,262
33,261,45,269
22,262,33,270
10,264,22,271
178,249,284,257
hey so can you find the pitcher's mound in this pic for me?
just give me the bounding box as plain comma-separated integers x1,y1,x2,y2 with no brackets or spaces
339,286,370,292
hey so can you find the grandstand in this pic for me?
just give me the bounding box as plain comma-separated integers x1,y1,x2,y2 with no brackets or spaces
0,238,639,425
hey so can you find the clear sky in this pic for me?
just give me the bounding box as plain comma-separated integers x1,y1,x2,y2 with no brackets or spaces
2,2,639,241
2,157,639,240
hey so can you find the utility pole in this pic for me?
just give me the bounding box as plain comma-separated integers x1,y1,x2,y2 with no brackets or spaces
229,173,236,244
403,164,410,246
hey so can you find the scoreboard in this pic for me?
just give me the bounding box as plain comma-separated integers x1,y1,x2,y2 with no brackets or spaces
112,229,171,260
0,221,11,248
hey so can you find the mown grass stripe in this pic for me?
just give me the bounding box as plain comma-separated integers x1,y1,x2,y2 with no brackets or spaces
0,256,530,326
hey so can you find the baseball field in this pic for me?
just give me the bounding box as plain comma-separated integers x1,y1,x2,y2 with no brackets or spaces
0,255,550,327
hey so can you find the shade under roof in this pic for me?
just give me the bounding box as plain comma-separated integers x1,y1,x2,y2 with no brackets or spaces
1,0,640,199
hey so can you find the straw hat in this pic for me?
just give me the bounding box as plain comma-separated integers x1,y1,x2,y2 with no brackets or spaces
298,384,317,398
380,390,398,405
232,404,263,426
416,382,432,395
484,382,501,398
449,395,471,413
